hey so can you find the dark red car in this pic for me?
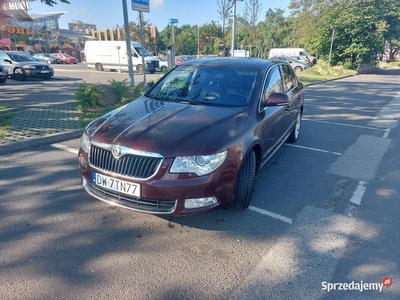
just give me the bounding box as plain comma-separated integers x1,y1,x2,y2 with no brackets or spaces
50,53,78,64
78,58,305,215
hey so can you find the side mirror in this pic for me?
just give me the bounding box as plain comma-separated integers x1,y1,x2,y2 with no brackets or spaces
144,81,155,92
134,53,138,58
266,92,289,106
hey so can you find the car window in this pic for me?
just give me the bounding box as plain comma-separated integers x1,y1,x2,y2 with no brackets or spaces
261,65,283,106
0,52,8,61
281,64,297,92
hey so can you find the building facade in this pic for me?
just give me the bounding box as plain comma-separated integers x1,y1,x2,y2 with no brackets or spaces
0,0,93,60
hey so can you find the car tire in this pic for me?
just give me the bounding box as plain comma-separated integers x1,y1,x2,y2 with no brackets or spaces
0,78,6,83
161,66,167,71
287,111,302,143
231,150,256,210
13,68,26,81
95,63,104,71
136,65,143,74
294,66,303,73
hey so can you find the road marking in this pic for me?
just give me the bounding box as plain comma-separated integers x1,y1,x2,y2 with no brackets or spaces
383,128,391,138
248,206,293,224
51,143,79,155
303,118,378,130
349,180,368,205
285,144,342,156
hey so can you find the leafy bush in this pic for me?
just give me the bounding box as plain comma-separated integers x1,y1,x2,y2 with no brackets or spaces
109,78,130,103
75,83,105,109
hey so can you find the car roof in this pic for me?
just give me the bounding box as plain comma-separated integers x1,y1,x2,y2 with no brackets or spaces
181,57,275,70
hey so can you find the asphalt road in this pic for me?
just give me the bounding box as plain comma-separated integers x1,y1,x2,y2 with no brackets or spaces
0,67,399,299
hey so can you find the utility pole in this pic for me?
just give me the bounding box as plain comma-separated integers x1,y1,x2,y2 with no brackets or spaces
122,0,134,86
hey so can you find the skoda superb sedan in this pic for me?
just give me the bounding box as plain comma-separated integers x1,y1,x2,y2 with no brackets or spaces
78,58,305,215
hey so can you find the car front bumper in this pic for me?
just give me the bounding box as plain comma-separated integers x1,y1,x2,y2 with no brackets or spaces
78,147,241,215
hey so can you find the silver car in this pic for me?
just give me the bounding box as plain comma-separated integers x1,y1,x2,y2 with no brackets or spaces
271,56,309,73
0,51,54,81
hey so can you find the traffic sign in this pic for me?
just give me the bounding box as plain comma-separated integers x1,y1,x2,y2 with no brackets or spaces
132,0,149,13
168,18,179,24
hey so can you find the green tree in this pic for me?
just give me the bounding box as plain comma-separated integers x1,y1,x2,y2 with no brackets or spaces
35,0,70,5
217,0,233,55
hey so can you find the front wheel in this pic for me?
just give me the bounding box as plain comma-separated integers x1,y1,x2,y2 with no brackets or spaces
231,150,256,210
0,78,6,83
13,68,26,81
287,111,302,143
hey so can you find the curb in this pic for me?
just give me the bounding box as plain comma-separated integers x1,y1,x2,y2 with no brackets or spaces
0,129,83,156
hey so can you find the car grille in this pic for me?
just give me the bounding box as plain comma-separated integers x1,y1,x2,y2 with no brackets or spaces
35,65,51,70
89,145,162,179
87,181,176,213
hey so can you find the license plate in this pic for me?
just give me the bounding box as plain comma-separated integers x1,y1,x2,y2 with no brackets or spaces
92,172,141,197
41,70,50,73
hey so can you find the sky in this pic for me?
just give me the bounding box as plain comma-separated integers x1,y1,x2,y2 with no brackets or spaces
28,0,292,31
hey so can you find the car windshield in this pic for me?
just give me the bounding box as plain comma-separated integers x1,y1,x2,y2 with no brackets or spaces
134,47,151,57
8,53,37,62
147,65,258,107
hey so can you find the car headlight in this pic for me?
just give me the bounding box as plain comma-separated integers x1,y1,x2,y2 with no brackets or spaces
170,151,227,176
23,64,36,70
80,132,91,153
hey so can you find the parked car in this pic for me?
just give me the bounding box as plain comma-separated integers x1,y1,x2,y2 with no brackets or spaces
175,55,188,66
156,56,168,71
0,64,8,83
50,53,78,64
290,55,312,67
33,53,61,64
78,58,305,216
0,51,54,81
271,56,309,73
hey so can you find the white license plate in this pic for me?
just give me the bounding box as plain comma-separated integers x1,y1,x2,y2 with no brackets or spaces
41,70,50,73
92,172,141,197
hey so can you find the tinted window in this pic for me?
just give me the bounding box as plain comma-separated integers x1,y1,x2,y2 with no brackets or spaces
281,64,297,92
262,65,283,106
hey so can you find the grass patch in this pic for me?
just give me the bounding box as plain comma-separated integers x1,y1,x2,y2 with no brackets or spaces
0,104,9,111
298,60,357,84
0,113,16,140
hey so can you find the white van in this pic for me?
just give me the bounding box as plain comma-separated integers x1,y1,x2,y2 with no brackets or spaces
268,48,317,65
84,41,159,74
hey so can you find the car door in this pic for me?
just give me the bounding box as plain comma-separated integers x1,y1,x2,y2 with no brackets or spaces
256,64,287,160
280,64,303,134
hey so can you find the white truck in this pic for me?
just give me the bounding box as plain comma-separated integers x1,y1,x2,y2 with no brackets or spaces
84,41,159,74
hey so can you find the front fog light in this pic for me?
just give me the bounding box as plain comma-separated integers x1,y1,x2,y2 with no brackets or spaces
184,197,217,209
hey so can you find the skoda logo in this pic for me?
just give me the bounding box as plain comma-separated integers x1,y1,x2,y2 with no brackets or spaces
112,145,123,159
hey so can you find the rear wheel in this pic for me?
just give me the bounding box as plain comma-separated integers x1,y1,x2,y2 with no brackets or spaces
287,111,302,143
294,66,302,73
95,63,104,71
13,68,26,81
136,64,143,74
231,150,256,210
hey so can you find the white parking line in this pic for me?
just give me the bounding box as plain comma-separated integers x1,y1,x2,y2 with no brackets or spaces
248,206,293,224
303,118,378,130
51,143,79,155
383,128,391,138
285,144,342,156
349,181,368,205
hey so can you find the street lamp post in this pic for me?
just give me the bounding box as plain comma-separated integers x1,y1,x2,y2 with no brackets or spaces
230,0,242,57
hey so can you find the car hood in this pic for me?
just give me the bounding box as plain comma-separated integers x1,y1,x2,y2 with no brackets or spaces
88,96,249,157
